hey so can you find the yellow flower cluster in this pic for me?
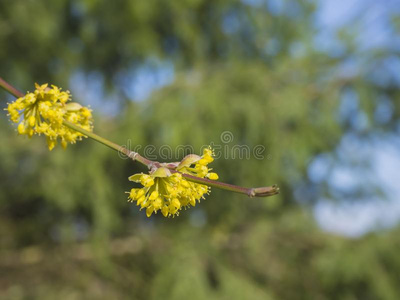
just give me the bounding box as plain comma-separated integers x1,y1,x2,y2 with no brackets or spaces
128,148,219,217
6,83,93,150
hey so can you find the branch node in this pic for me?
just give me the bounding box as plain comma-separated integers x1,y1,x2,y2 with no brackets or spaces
129,151,138,161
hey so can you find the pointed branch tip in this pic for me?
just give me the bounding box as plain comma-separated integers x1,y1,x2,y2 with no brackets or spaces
249,185,280,198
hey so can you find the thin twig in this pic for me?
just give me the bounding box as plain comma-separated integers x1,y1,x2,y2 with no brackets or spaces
0,78,279,198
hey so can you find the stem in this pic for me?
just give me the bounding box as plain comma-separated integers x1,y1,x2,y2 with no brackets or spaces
178,172,279,197
0,77,24,98
0,77,279,198
63,120,152,167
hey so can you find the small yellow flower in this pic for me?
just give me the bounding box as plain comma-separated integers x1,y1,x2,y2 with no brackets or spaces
127,147,219,217
5,83,93,150
177,147,218,180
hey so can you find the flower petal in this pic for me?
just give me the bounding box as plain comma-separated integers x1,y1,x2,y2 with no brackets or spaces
128,173,143,182
151,167,172,178
177,154,201,170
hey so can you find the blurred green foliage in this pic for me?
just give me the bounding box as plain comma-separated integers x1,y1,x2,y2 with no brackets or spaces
1,0,400,299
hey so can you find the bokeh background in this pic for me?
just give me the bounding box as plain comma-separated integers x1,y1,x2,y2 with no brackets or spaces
1,0,400,299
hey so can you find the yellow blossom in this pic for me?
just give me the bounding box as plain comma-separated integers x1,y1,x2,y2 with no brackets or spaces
5,83,93,150
177,147,218,180
127,147,218,217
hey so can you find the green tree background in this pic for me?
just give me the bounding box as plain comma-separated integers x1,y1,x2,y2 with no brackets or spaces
1,0,400,299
